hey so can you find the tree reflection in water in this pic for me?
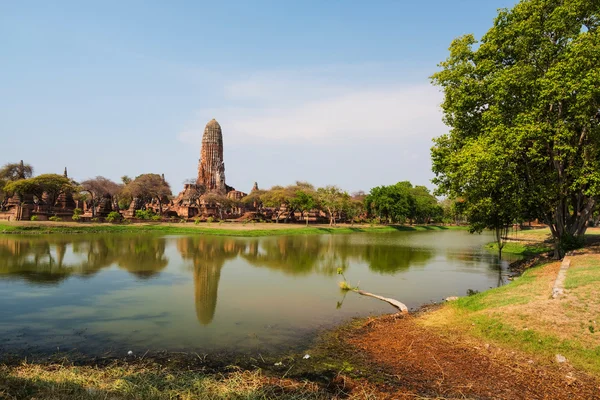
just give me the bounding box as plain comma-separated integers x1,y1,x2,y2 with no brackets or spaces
0,235,168,283
0,234,441,325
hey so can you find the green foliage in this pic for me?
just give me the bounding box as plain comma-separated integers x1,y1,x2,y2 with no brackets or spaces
106,211,122,223
0,161,33,181
135,210,156,220
194,217,201,225
207,216,214,224
151,215,162,221
48,216,62,222
90,217,99,223
123,173,172,213
316,185,347,226
485,241,551,256
291,190,316,225
4,174,76,208
365,181,414,223
118,198,131,210
71,214,81,222
30,215,39,221
0,220,459,236
431,0,600,257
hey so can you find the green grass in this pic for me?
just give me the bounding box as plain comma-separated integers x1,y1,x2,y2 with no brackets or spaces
565,259,600,289
437,255,600,376
0,221,466,237
454,267,542,312
485,241,552,256
467,314,600,374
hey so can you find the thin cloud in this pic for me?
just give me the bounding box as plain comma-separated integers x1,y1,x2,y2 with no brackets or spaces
178,74,444,146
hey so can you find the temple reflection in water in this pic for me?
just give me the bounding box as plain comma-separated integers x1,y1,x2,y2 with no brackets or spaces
0,233,497,327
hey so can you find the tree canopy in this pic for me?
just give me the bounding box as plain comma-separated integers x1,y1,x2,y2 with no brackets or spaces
4,174,76,208
431,0,600,257
123,174,172,214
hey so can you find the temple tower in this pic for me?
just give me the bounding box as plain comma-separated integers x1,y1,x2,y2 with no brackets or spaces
197,119,227,194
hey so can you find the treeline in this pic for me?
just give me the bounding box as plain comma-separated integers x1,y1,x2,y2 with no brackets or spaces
0,161,456,225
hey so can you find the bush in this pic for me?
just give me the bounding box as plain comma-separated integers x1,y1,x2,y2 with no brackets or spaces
194,217,201,225
151,215,162,221
30,215,39,221
91,217,99,223
72,208,83,222
135,210,156,220
49,216,62,222
207,216,214,224
106,211,122,223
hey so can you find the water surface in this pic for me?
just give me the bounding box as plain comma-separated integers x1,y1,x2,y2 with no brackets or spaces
0,230,512,356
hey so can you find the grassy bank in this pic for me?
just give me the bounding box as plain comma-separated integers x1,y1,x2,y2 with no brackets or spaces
0,220,466,237
421,245,600,376
485,241,552,256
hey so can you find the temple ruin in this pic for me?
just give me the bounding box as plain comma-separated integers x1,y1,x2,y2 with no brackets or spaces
165,119,250,219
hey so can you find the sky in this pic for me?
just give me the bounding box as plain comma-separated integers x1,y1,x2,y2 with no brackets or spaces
1,0,518,194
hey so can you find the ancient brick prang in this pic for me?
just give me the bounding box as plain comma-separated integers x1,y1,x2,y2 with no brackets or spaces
197,119,227,194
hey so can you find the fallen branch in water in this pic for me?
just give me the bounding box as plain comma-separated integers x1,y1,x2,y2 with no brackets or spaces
356,290,409,314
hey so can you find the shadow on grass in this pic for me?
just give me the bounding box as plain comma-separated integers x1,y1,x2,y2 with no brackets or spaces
0,365,331,400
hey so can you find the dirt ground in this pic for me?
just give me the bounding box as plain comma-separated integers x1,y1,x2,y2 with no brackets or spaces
341,313,600,399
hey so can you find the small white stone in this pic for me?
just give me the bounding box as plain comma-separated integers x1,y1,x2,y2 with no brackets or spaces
303,354,310,359
127,350,133,356
274,362,282,366
556,354,567,363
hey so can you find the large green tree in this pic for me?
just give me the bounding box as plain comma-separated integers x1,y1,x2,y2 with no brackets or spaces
365,182,413,223
431,0,600,258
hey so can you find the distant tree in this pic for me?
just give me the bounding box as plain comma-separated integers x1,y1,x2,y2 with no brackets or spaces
365,182,412,223
203,193,234,220
317,185,346,226
342,197,365,225
5,174,76,209
121,175,132,185
123,174,172,215
80,176,122,217
410,186,442,224
292,190,317,226
0,161,34,206
261,186,293,223
241,189,265,212
0,161,34,181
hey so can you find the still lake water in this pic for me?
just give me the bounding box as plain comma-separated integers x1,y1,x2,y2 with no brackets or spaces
0,230,513,356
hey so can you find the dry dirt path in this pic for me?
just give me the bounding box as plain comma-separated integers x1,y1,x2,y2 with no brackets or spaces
343,314,600,399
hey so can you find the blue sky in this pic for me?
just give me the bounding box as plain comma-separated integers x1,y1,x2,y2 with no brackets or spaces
1,0,517,194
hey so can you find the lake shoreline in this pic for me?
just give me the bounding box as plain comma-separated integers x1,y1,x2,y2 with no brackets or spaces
0,220,468,237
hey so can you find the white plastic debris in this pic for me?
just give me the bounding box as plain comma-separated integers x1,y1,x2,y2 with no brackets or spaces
556,354,567,363
303,354,310,359
127,350,133,356
274,362,283,366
